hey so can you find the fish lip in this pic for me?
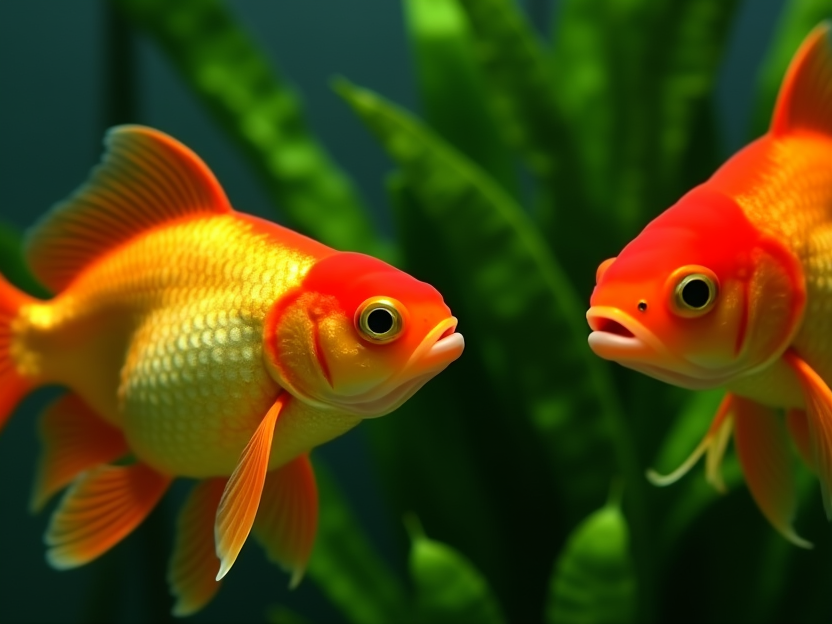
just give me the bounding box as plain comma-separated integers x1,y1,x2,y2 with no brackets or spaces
586,306,667,360
586,306,737,390
326,317,464,417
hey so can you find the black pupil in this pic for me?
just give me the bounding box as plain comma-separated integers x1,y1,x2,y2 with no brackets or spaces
367,308,394,334
682,279,711,309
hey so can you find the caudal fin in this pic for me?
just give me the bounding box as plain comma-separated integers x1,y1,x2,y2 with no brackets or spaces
770,21,832,137
0,273,36,432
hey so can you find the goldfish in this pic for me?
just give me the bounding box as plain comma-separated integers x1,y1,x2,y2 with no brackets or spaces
587,22,832,546
0,126,464,614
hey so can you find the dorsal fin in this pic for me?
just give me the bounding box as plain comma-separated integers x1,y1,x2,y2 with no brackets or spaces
25,125,233,292
770,21,832,137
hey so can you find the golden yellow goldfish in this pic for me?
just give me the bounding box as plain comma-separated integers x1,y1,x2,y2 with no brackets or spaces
0,126,464,614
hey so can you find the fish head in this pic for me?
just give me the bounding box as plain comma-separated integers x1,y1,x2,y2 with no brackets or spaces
265,252,464,416
586,187,805,390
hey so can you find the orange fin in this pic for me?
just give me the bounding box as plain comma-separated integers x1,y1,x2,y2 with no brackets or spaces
784,350,832,519
45,463,171,569
252,454,318,588
647,393,734,491
168,478,226,617
787,408,815,472
770,21,832,137
31,394,128,513
733,396,811,548
24,125,233,292
215,394,287,580
0,273,35,433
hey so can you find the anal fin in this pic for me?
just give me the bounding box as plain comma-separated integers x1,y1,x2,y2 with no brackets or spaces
168,478,226,617
784,350,832,519
31,393,128,512
253,454,318,588
215,394,288,580
46,462,171,569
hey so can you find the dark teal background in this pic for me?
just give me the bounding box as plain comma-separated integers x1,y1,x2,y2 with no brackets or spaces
0,1,788,622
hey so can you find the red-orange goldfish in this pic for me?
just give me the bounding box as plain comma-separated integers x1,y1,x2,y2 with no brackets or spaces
0,126,464,614
587,23,832,546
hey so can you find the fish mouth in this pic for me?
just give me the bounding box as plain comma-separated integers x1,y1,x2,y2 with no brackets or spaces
329,317,464,417
586,306,732,390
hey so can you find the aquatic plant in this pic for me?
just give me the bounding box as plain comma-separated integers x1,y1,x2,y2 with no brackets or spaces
1,0,830,622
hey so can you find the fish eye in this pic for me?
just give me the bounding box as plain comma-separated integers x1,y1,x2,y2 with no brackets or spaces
670,269,719,317
355,297,404,343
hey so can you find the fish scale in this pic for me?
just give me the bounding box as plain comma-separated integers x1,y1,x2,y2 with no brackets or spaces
18,215,318,477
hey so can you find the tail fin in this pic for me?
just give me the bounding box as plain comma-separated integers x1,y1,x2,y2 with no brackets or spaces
770,21,832,137
0,273,36,432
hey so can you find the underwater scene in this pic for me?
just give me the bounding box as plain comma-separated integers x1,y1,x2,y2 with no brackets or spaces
1,0,831,622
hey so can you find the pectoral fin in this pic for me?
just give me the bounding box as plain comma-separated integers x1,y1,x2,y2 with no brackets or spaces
46,462,171,569
732,396,811,548
168,478,226,617
784,350,832,519
647,393,734,490
31,394,128,513
214,394,287,580
253,454,318,588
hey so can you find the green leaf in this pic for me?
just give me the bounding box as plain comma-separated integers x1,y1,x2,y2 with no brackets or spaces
407,515,505,624
455,0,572,183
550,0,740,282
111,0,392,261
335,78,639,527
750,0,832,137
308,463,408,624
404,0,516,195
0,222,48,297
545,502,637,624
455,0,584,249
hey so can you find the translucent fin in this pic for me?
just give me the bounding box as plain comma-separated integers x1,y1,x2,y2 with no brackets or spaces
770,21,832,137
733,396,812,549
787,409,815,472
0,273,35,432
24,126,232,292
704,401,734,494
31,394,128,513
784,350,832,519
215,394,287,580
253,454,318,588
168,478,226,617
647,393,734,489
45,463,171,569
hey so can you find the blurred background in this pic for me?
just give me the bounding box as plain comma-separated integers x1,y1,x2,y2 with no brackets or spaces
0,1,829,623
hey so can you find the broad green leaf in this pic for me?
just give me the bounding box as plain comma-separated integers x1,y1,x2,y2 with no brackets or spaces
455,0,573,182
335,78,640,527
456,0,584,249
111,0,391,261
550,0,739,285
0,223,48,297
545,502,637,624
308,463,408,624
407,516,505,624
750,0,832,137
405,0,516,195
